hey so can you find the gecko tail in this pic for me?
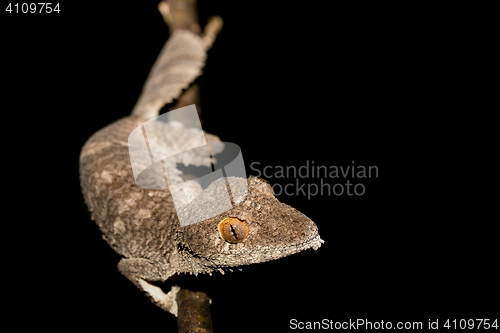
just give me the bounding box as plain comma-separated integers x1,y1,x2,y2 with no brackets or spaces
131,17,223,121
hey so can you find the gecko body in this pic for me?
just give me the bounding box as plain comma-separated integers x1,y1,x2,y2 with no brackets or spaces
79,29,323,315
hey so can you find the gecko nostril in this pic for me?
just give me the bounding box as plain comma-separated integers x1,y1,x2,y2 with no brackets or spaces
218,217,249,244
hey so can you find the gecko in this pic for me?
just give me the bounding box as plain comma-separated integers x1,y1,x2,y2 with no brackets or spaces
79,21,323,316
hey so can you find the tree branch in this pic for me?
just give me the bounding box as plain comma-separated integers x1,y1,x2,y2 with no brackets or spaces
159,0,201,35
176,288,214,333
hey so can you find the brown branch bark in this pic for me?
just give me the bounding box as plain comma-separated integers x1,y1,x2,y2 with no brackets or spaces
176,288,214,333
161,0,201,34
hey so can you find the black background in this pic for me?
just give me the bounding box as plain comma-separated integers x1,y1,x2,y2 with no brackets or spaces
2,1,497,331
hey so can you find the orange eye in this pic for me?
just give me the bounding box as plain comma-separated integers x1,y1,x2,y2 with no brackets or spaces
218,217,250,244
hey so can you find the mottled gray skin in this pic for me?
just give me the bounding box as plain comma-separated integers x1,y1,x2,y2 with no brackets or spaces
79,114,323,314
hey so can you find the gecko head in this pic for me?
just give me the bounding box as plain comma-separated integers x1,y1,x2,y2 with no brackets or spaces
179,176,323,272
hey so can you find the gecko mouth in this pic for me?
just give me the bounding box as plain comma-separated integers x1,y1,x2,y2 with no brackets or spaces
178,233,324,276
207,234,324,272
220,234,324,257
266,234,324,253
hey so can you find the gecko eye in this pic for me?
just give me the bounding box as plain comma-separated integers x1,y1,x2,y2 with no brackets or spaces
218,217,250,244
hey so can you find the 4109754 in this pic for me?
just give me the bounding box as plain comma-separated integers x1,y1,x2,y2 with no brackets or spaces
6,3,60,13
443,319,498,330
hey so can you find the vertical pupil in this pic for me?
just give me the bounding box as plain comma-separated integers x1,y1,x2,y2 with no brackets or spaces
229,224,238,240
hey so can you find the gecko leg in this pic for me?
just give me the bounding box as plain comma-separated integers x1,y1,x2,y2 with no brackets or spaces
118,258,180,315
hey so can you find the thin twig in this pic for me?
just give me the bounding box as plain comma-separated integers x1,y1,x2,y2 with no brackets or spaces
176,288,214,333
160,0,201,34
